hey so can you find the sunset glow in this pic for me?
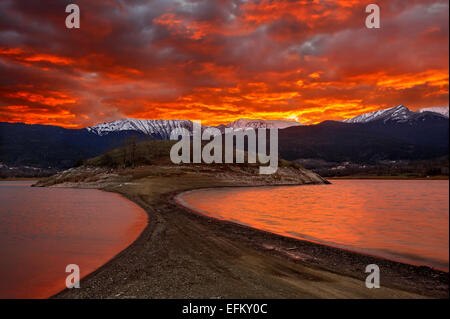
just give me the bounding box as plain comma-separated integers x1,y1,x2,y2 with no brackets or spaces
0,0,448,128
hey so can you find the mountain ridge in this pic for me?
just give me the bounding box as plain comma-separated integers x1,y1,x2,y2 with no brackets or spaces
342,105,449,124
419,106,449,118
1,105,448,170
86,118,304,137
86,119,193,139
225,118,302,130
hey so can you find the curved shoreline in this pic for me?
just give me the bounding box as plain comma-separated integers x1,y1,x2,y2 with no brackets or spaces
169,187,448,297
49,175,448,299
174,186,449,272
1,182,148,299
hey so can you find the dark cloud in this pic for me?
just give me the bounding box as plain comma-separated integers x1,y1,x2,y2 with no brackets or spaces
0,0,448,127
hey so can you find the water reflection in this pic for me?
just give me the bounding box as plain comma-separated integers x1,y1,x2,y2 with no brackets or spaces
0,182,147,298
178,180,449,271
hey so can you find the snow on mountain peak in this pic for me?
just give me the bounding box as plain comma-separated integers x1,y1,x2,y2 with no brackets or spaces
86,117,303,138
226,118,302,129
343,105,449,124
342,105,414,124
86,118,193,139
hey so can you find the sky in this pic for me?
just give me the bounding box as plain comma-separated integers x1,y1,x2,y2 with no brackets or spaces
0,0,448,128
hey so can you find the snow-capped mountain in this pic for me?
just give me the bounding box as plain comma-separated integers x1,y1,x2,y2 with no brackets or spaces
342,105,414,124
87,117,303,138
342,105,450,124
419,106,449,118
225,118,302,130
87,119,193,139
86,108,446,139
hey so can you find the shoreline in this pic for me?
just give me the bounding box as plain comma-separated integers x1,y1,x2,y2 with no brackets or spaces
326,176,449,180
174,187,449,273
0,177,43,181
40,166,448,299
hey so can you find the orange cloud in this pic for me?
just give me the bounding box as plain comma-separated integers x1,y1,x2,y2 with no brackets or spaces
0,0,448,128
6,92,77,107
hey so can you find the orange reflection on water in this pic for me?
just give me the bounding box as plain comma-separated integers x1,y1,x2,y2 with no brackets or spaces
0,182,147,299
178,180,449,271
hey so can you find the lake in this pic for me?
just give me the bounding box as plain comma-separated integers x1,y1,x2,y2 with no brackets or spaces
0,181,147,298
176,180,449,271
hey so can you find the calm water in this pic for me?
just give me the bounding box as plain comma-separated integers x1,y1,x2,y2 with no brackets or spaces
0,181,147,298
177,180,449,271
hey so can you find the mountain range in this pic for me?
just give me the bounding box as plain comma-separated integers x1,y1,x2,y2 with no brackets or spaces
419,106,449,118
86,119,194,139
220,118,303,130
85,105,448,137
0,105,448,170
342,105,449,124
85,117,303,138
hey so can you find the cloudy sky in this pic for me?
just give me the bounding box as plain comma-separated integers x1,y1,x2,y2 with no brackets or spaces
0,0,448,128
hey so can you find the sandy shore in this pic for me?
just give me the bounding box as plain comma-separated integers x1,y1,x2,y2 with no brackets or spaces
36,165,448,299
